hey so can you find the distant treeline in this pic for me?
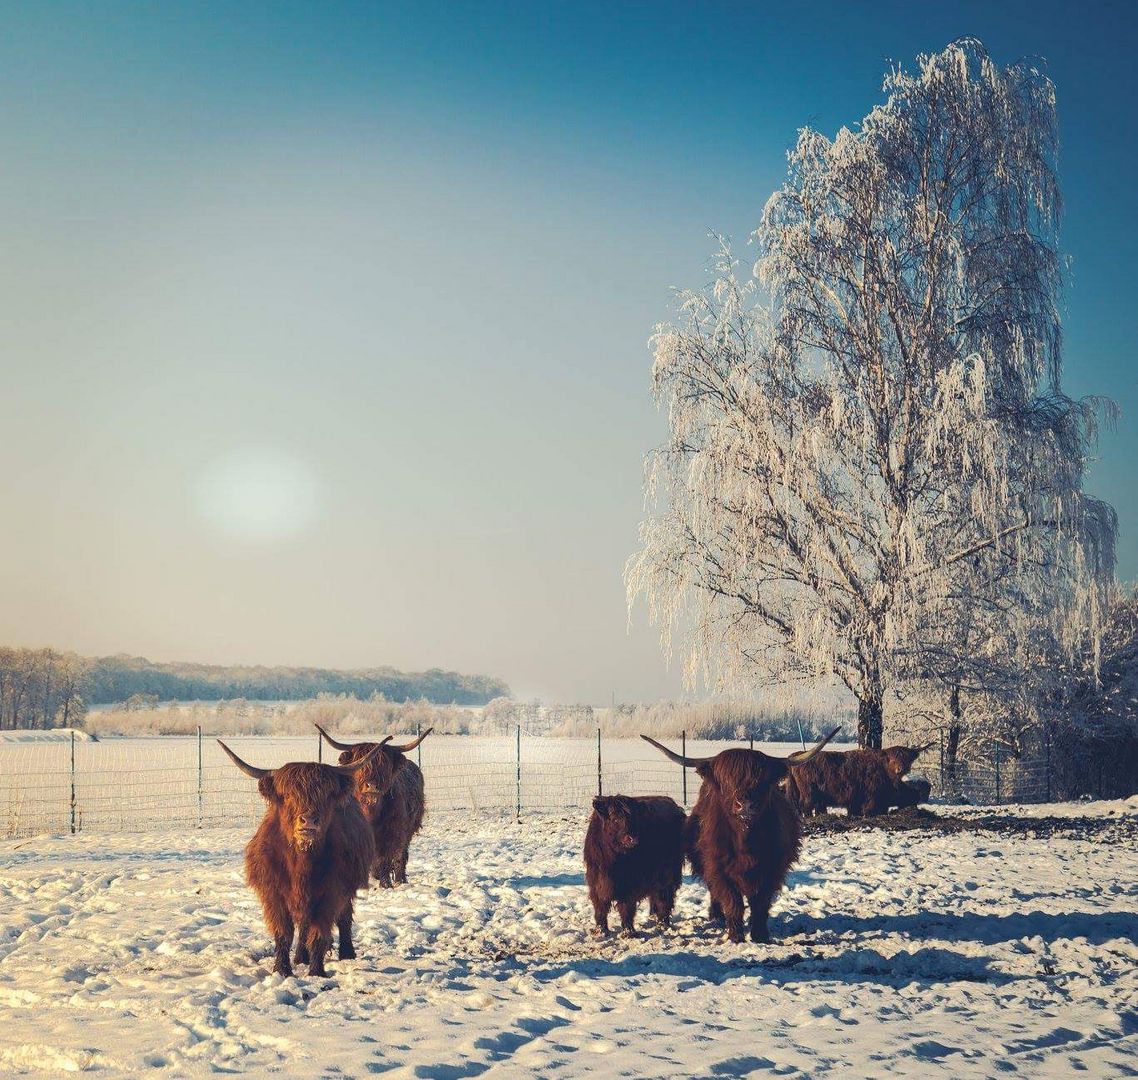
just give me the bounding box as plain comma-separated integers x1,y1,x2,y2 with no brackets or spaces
0,647,510,728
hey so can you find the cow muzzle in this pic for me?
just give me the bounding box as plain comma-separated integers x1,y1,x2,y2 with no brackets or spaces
293,827,320,851
619,834,639,849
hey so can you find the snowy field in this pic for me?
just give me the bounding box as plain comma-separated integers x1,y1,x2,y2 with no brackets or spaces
1,801,1135,1078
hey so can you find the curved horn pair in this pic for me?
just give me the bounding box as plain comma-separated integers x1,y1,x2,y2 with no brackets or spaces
640,726,841,768
217,739,387,780
315,724,432,754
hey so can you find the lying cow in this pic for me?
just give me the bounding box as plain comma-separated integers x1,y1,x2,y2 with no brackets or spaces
890,777,931,810
315,725,431,887
585,794,685,936
787,742,931,818
219,740,379,977
643,729,838,944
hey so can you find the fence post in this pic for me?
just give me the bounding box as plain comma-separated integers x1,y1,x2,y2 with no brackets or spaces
515,723,521,825
417,722,422,769
994,741,1001,806
681,730,687,808
197,725,203,829
795,716,806,751
317,730,322,764
69,729,76,835
596,726,602,797
749,728,754,753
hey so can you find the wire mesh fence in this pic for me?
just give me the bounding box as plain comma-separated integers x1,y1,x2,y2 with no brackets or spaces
2,729,762,839
0,726,1112,840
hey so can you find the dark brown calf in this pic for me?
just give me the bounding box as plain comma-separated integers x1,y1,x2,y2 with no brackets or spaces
584,795,685,936
889,777,931,809
643,730,838,944
219,741,379,977
316,726,431,886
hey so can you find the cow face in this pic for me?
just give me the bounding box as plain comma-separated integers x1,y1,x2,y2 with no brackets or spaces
338,744,403,814
260,763,355,852
700,750,787,826
883,746,922,781
592,795,640,849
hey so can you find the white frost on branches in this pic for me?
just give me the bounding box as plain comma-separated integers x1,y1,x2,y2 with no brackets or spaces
627,39,1117,750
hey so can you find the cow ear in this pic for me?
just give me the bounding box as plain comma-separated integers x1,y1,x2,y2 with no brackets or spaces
390,753,406,774
695,762,715,780
338,750,353,766
257,774,278,802
592,796,607,817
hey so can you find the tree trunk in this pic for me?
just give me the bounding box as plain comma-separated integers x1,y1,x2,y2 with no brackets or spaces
856,695,883,749
945,686,963,798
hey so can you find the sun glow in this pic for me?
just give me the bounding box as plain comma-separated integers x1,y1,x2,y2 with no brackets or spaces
194,451,319,543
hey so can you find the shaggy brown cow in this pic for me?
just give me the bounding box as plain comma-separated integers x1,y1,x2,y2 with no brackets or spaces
787,742,932,818
643,730,838,944
585,794,685,936
218,741,379,977
315,725,431,887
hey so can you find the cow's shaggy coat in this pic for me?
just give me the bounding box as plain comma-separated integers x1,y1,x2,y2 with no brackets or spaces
643,730,838,943
584,794,685,935
787,743,930,817
316,726,430,886
219,743,378,977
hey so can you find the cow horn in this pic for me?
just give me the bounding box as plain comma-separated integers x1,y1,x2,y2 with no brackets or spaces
784,726,842,767
386,727,433,753
331,741,388,775
315,724,393,752
914,740,935,755
639,734,715,767
217,740,273,780
314,723,356,751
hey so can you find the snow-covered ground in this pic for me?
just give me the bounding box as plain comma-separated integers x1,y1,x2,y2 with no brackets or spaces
1,801,1135,1078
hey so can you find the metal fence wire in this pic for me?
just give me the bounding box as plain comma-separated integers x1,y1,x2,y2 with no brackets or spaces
0,726,1126,840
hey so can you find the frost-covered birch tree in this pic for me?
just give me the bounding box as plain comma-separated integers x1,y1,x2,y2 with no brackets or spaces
628,39,1116,749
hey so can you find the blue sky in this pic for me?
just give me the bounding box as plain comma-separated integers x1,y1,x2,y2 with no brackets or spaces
1,1,1135,701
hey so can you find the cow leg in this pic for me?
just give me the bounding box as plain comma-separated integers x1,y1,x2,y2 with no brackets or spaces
591,893,612,936
394,844,410,885
707,898,725,926
261,898,294,977
293,917,310,966
708,879,745,942
616,898,639,936
306,925,332,977
649,887,675,928
747,893,772,944
336,901,357,961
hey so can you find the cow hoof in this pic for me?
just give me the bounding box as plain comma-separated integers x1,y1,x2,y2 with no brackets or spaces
750,931,770,944
620,928,639,939
591,926,610,938
725,928,745,944
309,963,327,977
339,946,357,960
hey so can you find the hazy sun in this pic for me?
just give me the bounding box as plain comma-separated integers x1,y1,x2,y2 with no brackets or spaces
194,451,320,543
